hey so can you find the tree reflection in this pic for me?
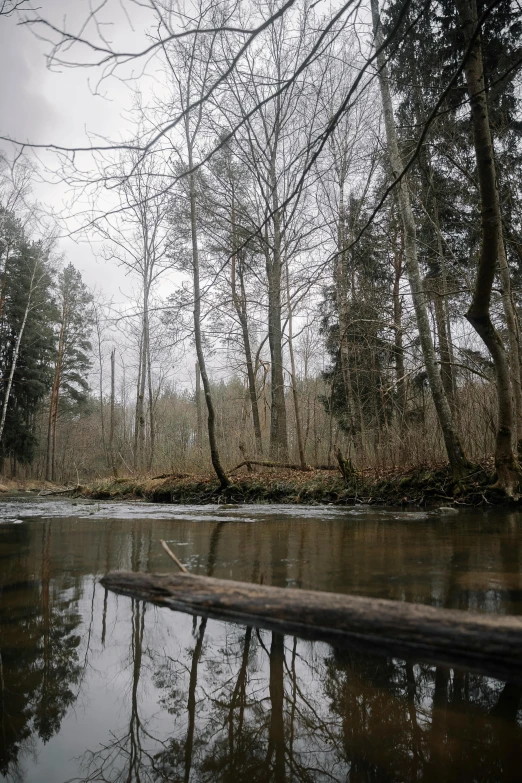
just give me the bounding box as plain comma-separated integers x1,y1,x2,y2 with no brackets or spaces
1,511,522,782
0,521,82,780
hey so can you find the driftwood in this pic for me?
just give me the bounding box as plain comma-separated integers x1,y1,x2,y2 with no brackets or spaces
101,570,522,683
229,459,312,473
38,485,82,496
150,472,190,480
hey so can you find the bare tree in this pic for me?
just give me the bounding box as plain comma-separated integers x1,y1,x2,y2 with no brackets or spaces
159,0,231,487
98,149,171,472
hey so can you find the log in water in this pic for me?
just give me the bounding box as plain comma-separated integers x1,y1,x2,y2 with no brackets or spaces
101,570,522,682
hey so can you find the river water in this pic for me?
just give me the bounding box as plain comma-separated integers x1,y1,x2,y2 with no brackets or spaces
0,497,521,782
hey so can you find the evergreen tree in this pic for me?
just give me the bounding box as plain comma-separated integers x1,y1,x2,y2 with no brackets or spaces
0,209,55,466
321,197,393,440
46,263,93,482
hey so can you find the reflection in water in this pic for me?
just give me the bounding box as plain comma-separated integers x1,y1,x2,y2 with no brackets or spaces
0,521,82,780
0,500,521,782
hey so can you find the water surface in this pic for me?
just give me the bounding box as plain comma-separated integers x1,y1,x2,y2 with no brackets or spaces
0,498,521,781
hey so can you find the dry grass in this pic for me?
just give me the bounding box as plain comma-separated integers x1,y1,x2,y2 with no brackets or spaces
81,458,514,508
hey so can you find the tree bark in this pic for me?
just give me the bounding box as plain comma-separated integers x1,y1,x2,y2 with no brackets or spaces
102,570,522,684
335,187,357,444
0,260,38,444
431,190,457,415
285,259,306,469
454,0,521,494
371,0,468,474
186,128,229,488
109,347,118,477
266,135,289,461
498,236,522,452
392,221,406,424
147,338,155,471
134,286,148,472
195,361,202,448
230,195,263,455
46,303,67,482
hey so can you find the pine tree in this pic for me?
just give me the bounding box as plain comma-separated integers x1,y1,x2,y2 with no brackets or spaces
46,263,93,482
0,210,55,467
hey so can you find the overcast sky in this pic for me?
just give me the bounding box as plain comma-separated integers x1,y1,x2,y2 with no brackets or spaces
0,0,165,301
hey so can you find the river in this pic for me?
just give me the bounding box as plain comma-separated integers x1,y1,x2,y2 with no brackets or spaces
0,497,521,781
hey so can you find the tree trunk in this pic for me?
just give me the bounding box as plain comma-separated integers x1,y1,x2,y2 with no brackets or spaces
147,341,155,471
392,221,406,424
431,191,457,415
186,131,229,488
109,348,118,477
94,313,107,462
267,147,289,461
0,272,34,444
195,361,202,448
335,189,357,446
498,236,522,453
455,0,521,494
134,287,148,473
285,259,306,468
230,197,263,455
46,305,67,483
267,261,288,461
371,0,468,474
102,570,522,684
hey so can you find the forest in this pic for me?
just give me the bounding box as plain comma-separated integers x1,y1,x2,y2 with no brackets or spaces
1,0,522,497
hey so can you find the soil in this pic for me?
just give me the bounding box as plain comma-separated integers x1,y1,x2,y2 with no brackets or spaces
79,459,520,507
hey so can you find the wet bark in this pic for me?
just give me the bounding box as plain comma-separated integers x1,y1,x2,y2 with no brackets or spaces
102,571,522,683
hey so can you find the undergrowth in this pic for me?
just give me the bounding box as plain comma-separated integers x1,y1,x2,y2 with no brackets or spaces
81,459,517,507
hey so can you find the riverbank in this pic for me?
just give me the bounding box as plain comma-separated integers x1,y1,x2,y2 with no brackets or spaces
80,459,518,507
0,478,57,494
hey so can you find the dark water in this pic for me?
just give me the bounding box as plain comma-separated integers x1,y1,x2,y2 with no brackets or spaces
1,498,521,782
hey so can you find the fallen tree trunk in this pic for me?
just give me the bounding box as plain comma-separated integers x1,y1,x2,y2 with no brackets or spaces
229,459,312,473
101,571,522,683
38,485,82,496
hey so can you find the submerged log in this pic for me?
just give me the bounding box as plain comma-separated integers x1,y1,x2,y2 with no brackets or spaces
101,571,522,683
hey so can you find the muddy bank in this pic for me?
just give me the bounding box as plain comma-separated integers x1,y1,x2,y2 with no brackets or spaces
80,460,518,507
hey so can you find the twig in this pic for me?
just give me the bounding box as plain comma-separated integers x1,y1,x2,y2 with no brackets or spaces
160,539,188,573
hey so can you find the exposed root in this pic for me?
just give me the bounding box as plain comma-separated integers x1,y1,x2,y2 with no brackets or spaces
80,458,521,508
